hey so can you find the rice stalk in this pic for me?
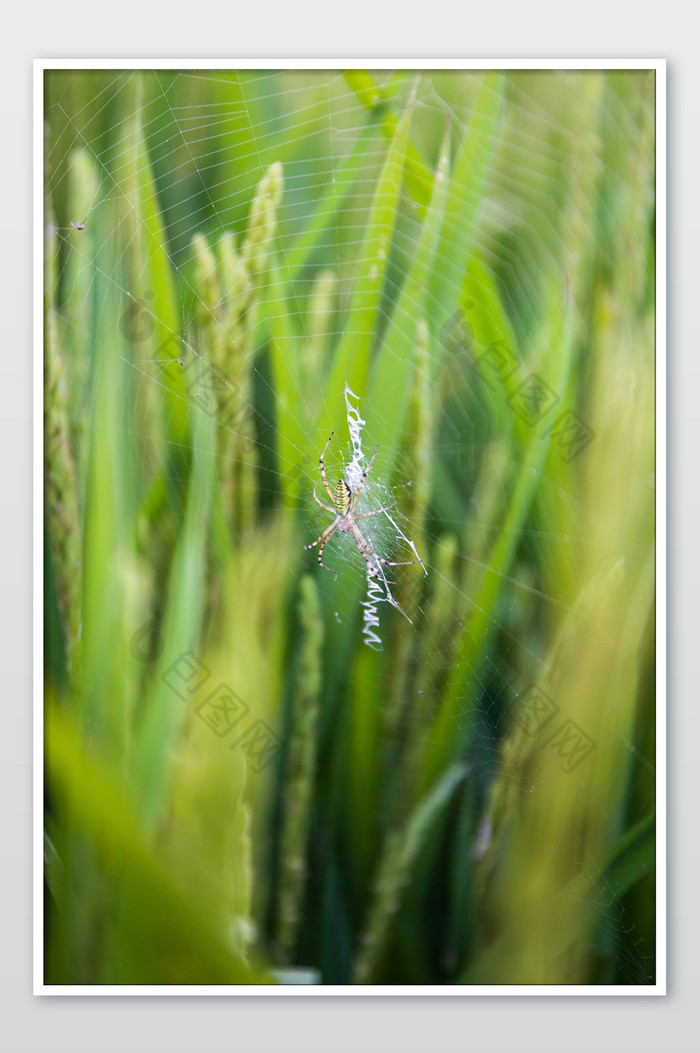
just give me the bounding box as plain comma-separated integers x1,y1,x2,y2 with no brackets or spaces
275,574,324,961
353,763,467,984
44,217,82,681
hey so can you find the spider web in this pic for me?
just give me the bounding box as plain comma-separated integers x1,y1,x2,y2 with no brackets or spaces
43,66,657,986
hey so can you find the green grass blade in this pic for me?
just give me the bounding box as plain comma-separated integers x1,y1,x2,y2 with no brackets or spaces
420,273,574,792
284,118,383,281
322,95,415,424
131,410,213,830
427,73,505,327
342,70,434,209
364,121,451,464
45,700,273,984
353,763,467,983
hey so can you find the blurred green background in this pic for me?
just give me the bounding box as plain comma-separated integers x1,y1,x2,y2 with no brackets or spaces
43,68,656,985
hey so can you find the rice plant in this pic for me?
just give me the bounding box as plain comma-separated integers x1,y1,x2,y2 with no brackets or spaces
43,67,657,986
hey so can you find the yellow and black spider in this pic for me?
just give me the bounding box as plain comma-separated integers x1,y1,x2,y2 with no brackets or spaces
304,431,419,578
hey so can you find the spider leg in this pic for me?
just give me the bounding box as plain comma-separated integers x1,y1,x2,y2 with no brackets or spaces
374,555,421,567
304,520,338,550
304,520,339,572
316,536,338,572
354,502,397,518
348,523,383,577
319,431,336,503
312,484,334,513
351,522,421,573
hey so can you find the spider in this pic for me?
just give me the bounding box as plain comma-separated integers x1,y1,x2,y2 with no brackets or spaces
304,431,419,578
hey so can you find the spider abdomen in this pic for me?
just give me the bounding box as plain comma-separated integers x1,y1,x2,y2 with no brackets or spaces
334,479,352,517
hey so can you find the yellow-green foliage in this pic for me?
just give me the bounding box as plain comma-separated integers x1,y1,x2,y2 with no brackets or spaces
43,68,656,986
